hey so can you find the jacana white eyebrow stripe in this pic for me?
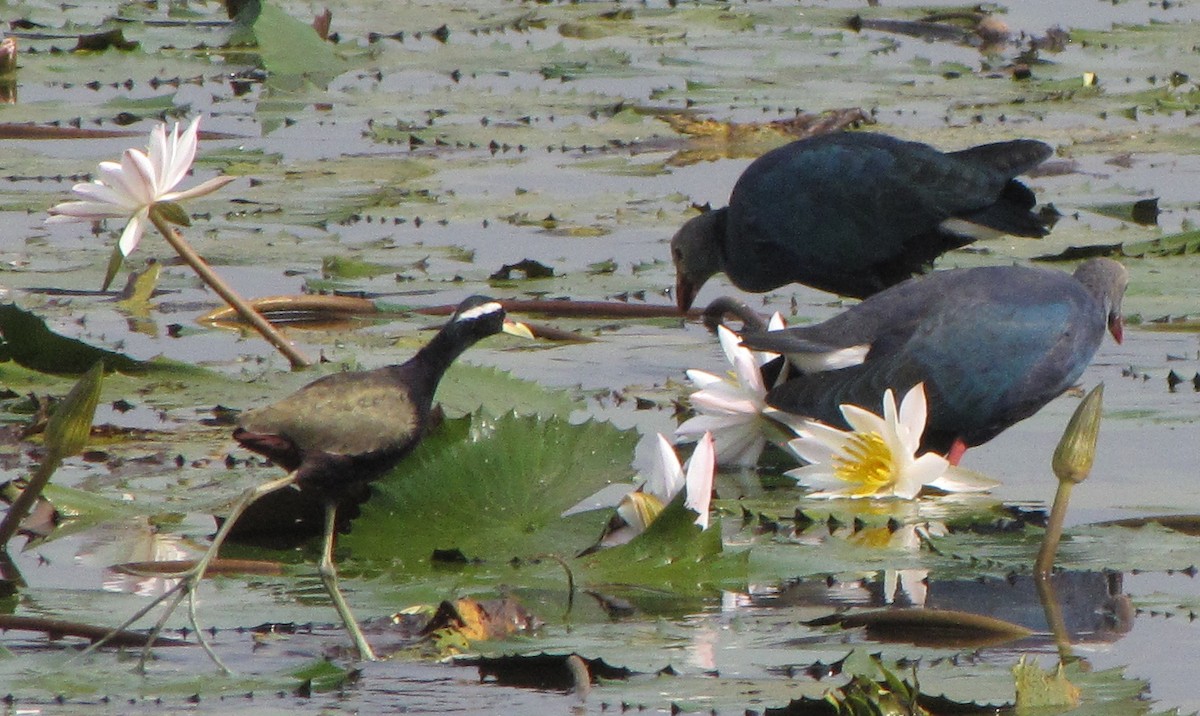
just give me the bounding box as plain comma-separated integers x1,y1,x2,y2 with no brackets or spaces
456,302,504,322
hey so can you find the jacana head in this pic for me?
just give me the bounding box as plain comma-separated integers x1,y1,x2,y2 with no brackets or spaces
448,296,534,341
670,209,725,313
1072,258,1129,344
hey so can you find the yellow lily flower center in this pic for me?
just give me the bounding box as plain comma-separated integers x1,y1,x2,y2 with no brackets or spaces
832,431,897,496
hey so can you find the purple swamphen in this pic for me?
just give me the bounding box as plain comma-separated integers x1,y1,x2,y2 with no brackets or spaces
738,258,1128,465
671,131,1054,311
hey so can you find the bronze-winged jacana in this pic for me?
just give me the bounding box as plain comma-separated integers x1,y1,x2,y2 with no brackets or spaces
88,296,532,669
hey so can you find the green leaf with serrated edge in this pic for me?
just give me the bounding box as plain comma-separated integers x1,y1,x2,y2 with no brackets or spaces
0,304,144,375
343,413,637,566
436,362,580,420
579,492,748,593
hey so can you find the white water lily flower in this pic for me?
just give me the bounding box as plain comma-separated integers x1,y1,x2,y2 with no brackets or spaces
677,323,802,467
598,432,715,549
786,383,997,499
47,116,235,256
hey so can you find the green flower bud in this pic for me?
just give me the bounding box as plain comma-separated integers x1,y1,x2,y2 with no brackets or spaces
44,361,104,460
1052,384,1103,484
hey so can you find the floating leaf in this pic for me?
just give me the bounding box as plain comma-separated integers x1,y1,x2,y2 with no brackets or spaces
580,493,747,593
240,1,348,87
0,304,145,375
1036,229,1200,263
1088,198,1160,226
1013,655,1081,710
436,363,581,420
291,659,355,693
1121,229,1200,258
343,413,638,565
1096,514,1200,536
321,255,394,279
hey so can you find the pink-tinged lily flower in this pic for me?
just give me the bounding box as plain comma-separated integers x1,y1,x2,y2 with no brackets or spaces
47,117,235,257
677,322,803,468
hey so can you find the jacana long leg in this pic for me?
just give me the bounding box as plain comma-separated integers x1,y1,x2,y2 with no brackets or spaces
76,472,298,670
318,501,377,661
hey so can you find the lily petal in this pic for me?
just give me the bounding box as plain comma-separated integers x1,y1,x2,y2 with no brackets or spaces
840,403,888,437
46,200,129,221
928,465,1000,493
683,432,714,528
649,433,685,501
118,210,148,256
162,174,237,203
120,149,158,206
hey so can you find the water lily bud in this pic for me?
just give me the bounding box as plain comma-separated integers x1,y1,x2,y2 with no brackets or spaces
44,362,104,460
1052,384,1103,484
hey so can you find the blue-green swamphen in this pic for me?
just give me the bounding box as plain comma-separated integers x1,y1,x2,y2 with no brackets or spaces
738,258,1128,464
671,131,1054,311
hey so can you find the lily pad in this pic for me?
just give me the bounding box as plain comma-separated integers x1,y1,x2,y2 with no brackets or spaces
343,412,638,566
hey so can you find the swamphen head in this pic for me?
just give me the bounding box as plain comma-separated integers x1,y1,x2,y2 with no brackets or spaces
671,209,725,313
1072,257,1128,345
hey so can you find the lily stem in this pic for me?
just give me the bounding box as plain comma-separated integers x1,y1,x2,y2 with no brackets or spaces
148,208,310,369
0,456,58,560
1035,479,1074,577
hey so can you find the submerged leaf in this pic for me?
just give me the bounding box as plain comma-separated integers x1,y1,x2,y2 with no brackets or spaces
321,255,395,279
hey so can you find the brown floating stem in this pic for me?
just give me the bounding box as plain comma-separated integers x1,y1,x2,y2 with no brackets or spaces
204,295,701,323
198,294,378,324
148,208,311,369
428,298,702,320
816,607,1032,649
112,558,285,578
0,614,188,647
